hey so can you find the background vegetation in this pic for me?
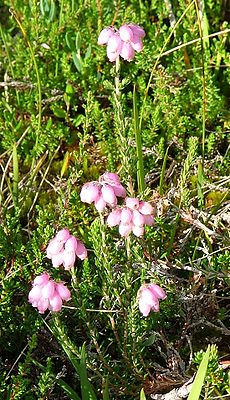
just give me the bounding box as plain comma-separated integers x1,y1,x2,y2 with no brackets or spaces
0,0,229,398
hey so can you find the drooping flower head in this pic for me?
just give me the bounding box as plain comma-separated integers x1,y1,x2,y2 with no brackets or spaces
80,172,126,212
46,229,87,270
138,283,167,317
98,23,145,62
28,273,71,314
107,196,154,238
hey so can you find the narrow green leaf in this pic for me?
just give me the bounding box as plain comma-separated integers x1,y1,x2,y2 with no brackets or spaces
188,345,210,400
140,388,147,400
72,52,83,72
57,378,82,400
102,375,109,400
12,144,19,206
159,146,169,196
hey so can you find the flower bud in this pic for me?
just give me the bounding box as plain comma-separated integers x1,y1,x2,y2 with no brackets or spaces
101,185,117,206
41,280,55,299
132,210,145,226
125,197,139,210
138,201,154,215
120,208,133,224
119,223,133,237
49,293,63,312
132,225,144,237
94,195,107,212
55,228,70,242
65,236,78,252
56,282,71,301
33,273,50,287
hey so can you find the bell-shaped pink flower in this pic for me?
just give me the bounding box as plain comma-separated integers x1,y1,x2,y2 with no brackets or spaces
98,27,115,45
49,292,63,312
76,240,88,260
63,251,76,270
37,298,49,314
139,201,154,215
41,280,55,299
130,37,143,52
51,251,64,268
55,228,71,242
144,214,154,226
132,225,144,237
94,195,107,212
28,285,42,303
125,197,140,210
107,33,122,52
80,182,101,204
128,24,145,38
46,238,64,259
33,273,50,287
112,183,126,197
138,283,167,317
132,210,145,226
100,172,121,184
65,236,78,252
119,223,133,237
56,282,71,301
120,42,135,61
107,208,122,227
120,208,133,224
101,185,117,206
119,25,134,42
148,284,167,300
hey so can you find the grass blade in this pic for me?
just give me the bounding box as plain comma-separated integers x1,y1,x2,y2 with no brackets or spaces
133,85,145,193
188,345,210,400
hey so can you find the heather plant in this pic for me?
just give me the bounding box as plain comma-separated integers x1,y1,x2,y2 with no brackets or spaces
0,0,229,399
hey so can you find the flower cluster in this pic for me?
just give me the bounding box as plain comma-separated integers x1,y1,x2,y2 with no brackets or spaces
80,172,126,212
46,228,87,270
138,283,167,317
28,273,71,314
107,197,154,237
98,23,145,62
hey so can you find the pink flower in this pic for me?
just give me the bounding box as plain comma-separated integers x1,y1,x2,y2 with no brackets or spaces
138,283,167,317
107,209,122,227
119,25,134,42
28,274,71,314
80,182,101,203
120,208,133,224
46,230,88,269
98,27,115,45
98,23,145,62
80,172,126,211
75,240,88,260
120,42,135,61
119,222,133,237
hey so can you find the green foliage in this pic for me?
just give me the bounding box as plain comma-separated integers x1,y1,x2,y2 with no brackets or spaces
0,0,229,398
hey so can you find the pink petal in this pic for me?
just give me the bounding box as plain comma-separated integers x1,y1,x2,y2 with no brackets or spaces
132,225,144,237
37,298,49,313
80,182,101,203
28,285,42,303
56,282,71,301
125,197,140,210
132,210,145,226
128,24,145,38
55,228,70,242
76,240,88,260
46,238,64,258
49,293,63,312
99,172,121,184
51,251,64,268
148,284,167,300
63,251,76,270
112,183,126,197
65,236,78,252
107,33,122,52
33,273,50,287
139,298,151,317
98,27,115,45
138,201,154,215
107,209,122,227
101,185,117,206
94,195,107,212
119,223,133,237
120,208,133,224
120,42,135,61
144,215,154,226
119,25,134,42
41,280,55,299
